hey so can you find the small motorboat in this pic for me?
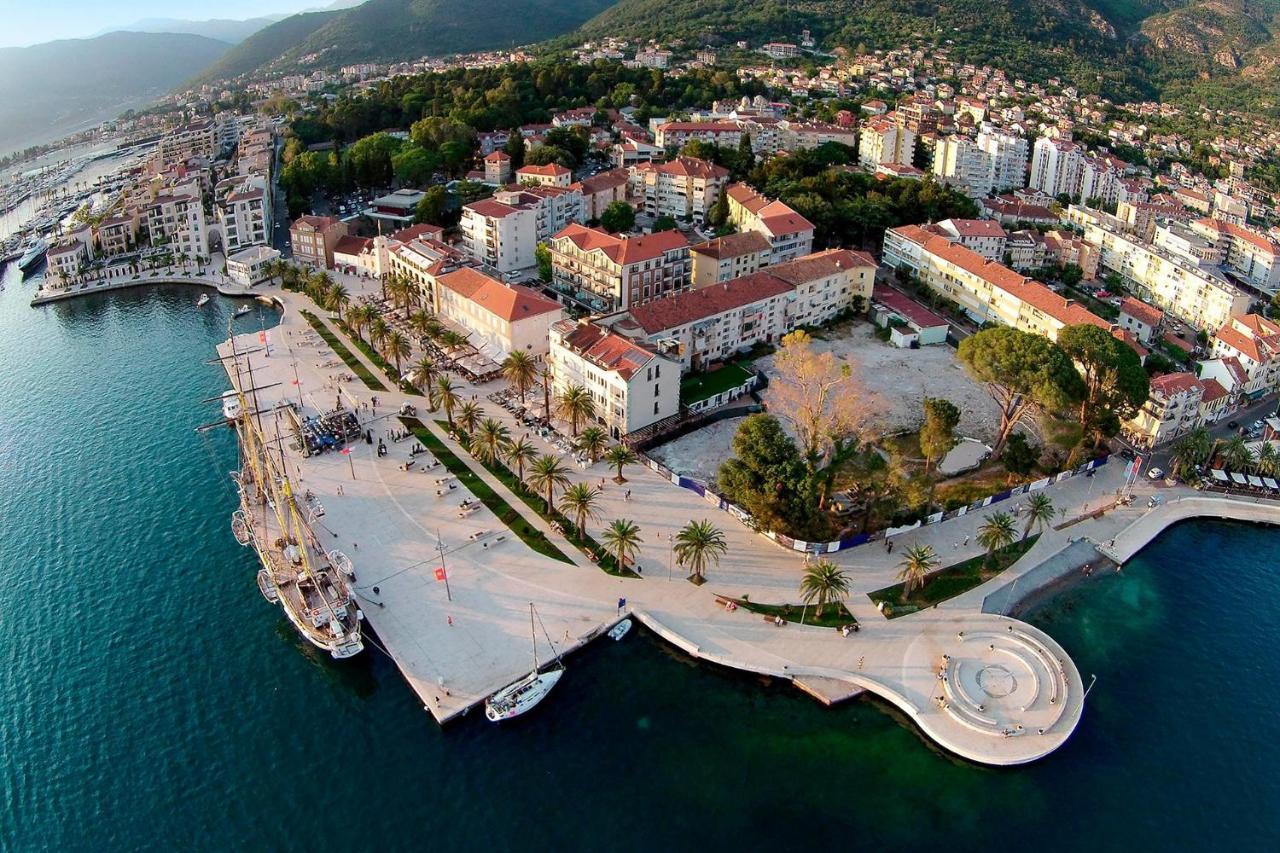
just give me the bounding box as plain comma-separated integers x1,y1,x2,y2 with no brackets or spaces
256,569,279,603
608,618,632,641
196,293,211,307
235,303,252,316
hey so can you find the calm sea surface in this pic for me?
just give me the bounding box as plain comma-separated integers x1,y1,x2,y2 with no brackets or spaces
1,263,1278,851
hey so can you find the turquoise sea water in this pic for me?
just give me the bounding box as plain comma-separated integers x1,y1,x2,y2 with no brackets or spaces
2,263,1279,851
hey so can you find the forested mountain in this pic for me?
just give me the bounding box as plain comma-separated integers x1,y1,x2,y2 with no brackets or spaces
193,0,618,83
102,16,286,44
573,0,1280,110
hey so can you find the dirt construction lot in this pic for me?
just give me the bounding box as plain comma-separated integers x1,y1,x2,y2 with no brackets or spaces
650,322,1004,482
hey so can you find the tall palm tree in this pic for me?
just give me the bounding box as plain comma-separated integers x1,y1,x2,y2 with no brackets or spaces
559,482,600,537
556,384,596,436
369,317,391,351
1170,426,1212,479
576,426,609,464
408,308,434,341
1257,441,1280,477
501,350,539,405
977,512,1017,567
383,330,412,376
602,519,643,573
505,437,538,484
471,418,510,465
604,445,638,483
1217,436,1254,472
897,544,939,598
539,364,553,423
673,519,727,583
528,454,571,513
457,401,484,437
435,376,460,428
1022,493,1055,540
413,355,438,405
799,559,851,619
323,282,350,317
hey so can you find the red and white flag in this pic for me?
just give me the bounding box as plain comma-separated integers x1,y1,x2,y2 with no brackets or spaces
434,567,447,582
340,446,352,456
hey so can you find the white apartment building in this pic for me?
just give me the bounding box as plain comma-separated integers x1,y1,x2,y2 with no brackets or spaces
977,127,1029,192
432,267,564,360
628,156,729,223
548,223,691,310
159,120,216,167
144,180,207,259
884,224,1109,342
724,184,814,262
216,175,272,254
548,319,681,437
1125,372,1205,448
768,248,877,327
1210,314,1280,397
225,245,281,286
44,239,91,285
1029,137,1084,198
690,232,773,287
932,136,994,198
459,197,538,273
654,121,743,150
1191,218,1280,293
935,218,1008,260
492,185,585,242
858,116,915,170
1083,221,1251,331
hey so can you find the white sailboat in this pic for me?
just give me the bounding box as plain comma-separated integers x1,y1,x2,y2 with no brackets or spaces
235,303,252,316
485,604,563,722
197,293,211,307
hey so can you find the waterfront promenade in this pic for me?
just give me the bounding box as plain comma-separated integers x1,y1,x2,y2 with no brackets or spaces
197,280,1280,766
30,264,258,305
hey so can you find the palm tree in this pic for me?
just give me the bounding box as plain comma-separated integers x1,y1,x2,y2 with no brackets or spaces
1257,442,1280,477
528,454,571,513
386,276,408,314
413,355,438,405
369,317,391,351
323,282,350,317
435,376,460,428
799,559,851,619
539,365,553,422
897,544,939,598
673,519,727,583
556,384,597,436
408,308,434,341
977,512,1017,567
1170,426,1213,478
439,329,470,351
471,418,510,465
457,401,484,437
1022,493,1055,540
604,445,638,483
505,437,538,484
1217,435,1254,472
383,330,412,376
559,482,600,537
501,350,539,405
602,519,643,573
576,426,609,464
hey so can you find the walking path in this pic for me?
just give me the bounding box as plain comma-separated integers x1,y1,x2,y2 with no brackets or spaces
204,281,1280,765
31,264,259,305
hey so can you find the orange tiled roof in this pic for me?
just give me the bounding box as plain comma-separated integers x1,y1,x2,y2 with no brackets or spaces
436,267,561,322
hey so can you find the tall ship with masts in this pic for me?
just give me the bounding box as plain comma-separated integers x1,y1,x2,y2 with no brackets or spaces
223,339,364,660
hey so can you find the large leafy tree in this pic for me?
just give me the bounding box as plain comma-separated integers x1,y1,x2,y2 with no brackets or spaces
716,414,827,539
600,201,636,233
919,397,961,473
957,327,1083,455
1056,324,1149,448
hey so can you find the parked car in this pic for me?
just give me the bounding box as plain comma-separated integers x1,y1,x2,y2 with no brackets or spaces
1147,467,1165,480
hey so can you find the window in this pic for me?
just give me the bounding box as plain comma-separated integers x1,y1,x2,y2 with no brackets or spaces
654,383,660,397
653,401,660,415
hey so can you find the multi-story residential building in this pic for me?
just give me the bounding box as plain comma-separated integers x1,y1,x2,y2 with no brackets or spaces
724,183,815,262
96,211,139,257
459,197,538,273
1006,230,1048,271
515,163,572,188
935,218,1008,260
215,175,272,254
776,120,859,151
226,245,282,286
976,127,1029,191
884,224,1109,341
574,168,630,220
1042,230,1099,278
1191,218,1280,293
1083,221,1251,331
44,239,91,285
690,232,773,287
612,139,664,168
432,267,563,360
654,121,744,150
1210,314,1280,398
387,235,465,298
1118,297,1164,345
547,319,681,437
767,248,877,327
1116,200,1192,242
289,215,348,268
1078,153,1127,207
932,136,993,198
858,116,915,170
159,120,216,167
628,156,729,223
548,223,691,311
143,180,207,259
491,185,585,242
1125,372,1205,448
1029,137,1084,198
1153,220,1225,267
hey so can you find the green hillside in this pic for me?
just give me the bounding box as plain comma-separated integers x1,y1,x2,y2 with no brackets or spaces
191,10,344,83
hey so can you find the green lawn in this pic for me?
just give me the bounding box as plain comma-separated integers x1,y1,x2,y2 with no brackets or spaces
402,418,575,566
729,597,857,629
301,311,387,391
868,535,1040,618
679,362,755,407
444,422,637,578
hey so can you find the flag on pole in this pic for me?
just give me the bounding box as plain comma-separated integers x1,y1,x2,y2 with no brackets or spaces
340,446,352,456
434,567,447,582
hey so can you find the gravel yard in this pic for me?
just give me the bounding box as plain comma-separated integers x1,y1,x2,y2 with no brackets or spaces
650,322,1005,481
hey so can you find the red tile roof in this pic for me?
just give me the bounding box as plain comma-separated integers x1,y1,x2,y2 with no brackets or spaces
689,231,771,260
516,163,570,177
1119,297,1163,327
648,156,729,180
436,267,561,323
1199,378,1229,404
332,236,371,257
555,320,659,380
770,248,876,284
756,200,814,237
872,285,948,329
391,223,444,243
625,272,794,334
1150,372,1201,398
552,223,689,266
